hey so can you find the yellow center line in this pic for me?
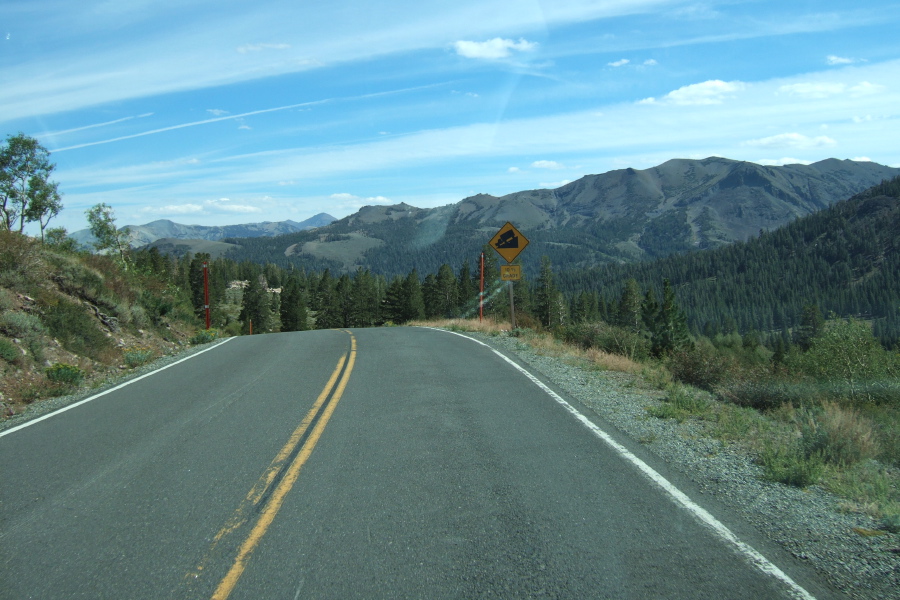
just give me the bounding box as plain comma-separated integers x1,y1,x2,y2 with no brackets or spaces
210,332,357,600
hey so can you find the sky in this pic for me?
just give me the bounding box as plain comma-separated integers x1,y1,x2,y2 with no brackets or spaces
3,0,900,233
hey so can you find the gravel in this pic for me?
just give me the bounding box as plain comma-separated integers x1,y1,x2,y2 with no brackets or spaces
471,331,900,600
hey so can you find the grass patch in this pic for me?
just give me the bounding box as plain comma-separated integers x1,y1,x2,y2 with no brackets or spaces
646,383,712,423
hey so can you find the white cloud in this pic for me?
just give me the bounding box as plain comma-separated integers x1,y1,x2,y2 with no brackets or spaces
539,180,572,188
743,133,838,149
643,59,658,66
851,156,872,162
531,160,565,169
778,82,846,98
330,193,392,204
507,167,520,173
643,80,745,105
237,43,291,54
141,203,204,215
756,158,813,166
849,81,885,96
207,109,229,116
453,38,537,60
827,55,855,65
608,59,630,67
217,204,262,213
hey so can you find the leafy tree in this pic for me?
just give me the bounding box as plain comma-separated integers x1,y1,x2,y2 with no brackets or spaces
788,318,898,404
85,203,132,269
24,178,62,242
0,133,62,234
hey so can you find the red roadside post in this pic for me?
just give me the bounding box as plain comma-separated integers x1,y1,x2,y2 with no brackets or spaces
479,252,484,322
202,261,211,330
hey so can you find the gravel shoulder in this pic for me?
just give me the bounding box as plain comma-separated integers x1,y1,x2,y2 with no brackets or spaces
470,331,900,600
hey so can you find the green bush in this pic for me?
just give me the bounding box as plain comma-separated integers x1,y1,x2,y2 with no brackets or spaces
667,341,737,391
0,337,19,362
45,363,85,386
189,329,220,345
785,318,900,405
123,345,155,368
759,441,824,488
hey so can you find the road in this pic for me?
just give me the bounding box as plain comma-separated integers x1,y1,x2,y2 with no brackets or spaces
0,327,835,599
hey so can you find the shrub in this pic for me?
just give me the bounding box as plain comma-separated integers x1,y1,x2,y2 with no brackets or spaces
123,345,155,368
646,383,711,422
797,403,880,467
556,322,651,361
667,341,737,391
0,337,19,363
189,329,220,345
45,363,85,386
0,310,47,339
786,318,900,404
759,440,824,488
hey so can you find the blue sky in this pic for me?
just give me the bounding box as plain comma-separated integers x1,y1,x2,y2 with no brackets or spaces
3,0,900,233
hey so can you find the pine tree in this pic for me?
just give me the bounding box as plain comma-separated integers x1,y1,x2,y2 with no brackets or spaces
401,269,425,322
280,276,309,332
534,255,560,327
239,275,271,334
650,279,692,356
616,278,643,331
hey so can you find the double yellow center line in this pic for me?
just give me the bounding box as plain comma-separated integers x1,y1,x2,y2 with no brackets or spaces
192,331,357,600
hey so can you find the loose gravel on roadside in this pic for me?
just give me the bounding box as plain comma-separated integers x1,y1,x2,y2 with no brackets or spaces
470,331,900,600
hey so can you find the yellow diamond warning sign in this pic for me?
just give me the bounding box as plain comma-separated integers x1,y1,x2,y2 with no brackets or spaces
489,222,529,263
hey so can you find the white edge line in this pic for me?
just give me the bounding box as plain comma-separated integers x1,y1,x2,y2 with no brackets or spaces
0,338,235,439
431,328,817,600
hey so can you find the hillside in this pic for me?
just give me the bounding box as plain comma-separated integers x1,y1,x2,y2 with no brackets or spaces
557,176,900,345
0,232,207,417
222,157,900,276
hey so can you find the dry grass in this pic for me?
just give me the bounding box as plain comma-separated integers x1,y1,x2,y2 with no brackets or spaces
413,319,642,374
410,318,511,335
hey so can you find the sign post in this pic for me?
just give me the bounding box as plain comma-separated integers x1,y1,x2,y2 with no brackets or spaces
488,222,529,329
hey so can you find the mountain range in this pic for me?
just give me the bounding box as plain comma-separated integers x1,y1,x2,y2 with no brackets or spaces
69,213,337,251
221,157,900,276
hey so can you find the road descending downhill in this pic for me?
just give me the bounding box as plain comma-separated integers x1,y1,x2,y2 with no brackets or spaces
0,327,838,599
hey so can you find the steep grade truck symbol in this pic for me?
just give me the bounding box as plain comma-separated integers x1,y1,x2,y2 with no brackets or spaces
489,222,529,263
495,230,518,249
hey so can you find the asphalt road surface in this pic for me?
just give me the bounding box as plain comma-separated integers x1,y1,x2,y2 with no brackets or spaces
0,327,838,599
